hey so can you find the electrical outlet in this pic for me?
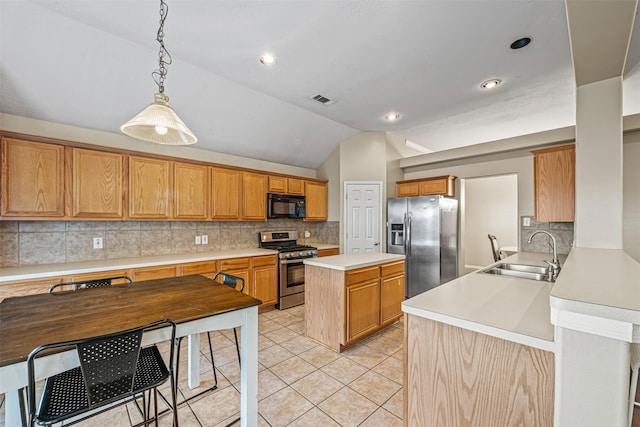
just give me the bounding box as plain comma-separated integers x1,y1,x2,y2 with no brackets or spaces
195,236,202,245
92,237,103,249
201,235,208,245
304,230,311,238
523,217,531,227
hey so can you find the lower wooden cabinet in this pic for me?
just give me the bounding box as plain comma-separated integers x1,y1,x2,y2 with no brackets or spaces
346,279,381,343
317,247,339,257
251,255,278,308
0,254,278,311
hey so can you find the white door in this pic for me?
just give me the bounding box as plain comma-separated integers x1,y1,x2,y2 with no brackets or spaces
344,182,382,253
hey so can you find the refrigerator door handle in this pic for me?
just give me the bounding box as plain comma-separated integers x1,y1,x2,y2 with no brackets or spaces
407,213,412,257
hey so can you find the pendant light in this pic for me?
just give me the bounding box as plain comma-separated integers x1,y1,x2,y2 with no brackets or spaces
121,0,197,145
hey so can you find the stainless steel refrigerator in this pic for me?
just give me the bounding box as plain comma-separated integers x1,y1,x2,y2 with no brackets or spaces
387,195,458,298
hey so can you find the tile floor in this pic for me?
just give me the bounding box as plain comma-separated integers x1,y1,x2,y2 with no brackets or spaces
0,305,404,427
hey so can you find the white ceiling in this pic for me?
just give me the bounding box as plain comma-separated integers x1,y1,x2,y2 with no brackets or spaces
1,0,639,169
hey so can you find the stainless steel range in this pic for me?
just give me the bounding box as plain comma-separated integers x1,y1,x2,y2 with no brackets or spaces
259,230,317,310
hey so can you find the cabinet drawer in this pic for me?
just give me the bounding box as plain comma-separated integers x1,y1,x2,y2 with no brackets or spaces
69,270,131,284
318,248,339,257
381,261,405,278
219,257,250,271
181,261,217,276
252,255,277,268
131,265,178,282
346,266,379,285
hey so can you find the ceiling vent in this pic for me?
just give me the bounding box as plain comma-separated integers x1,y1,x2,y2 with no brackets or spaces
311,94,336,106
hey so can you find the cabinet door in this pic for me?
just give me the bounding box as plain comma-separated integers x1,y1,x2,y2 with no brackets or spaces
381,274,405,325
346,279,381,343
174,162,210,219
419,178,448,196
72,148,124,218
212,167,241,220
396,181,419,197
287,178,304,195
268,176,287,194
252,256,277,307
1,138,65,217
129,156,172,219
242,172,267,221
533,145,575,222
305,181,328,221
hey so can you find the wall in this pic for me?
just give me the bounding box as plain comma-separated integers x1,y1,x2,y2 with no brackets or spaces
463,175,518,268
404,155,535,218
316,144,341,222
624,135,640,262
0,113,318,178
0,219,339,267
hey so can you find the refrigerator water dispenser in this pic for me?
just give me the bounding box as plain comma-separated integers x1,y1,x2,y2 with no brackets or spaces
390,224,404,245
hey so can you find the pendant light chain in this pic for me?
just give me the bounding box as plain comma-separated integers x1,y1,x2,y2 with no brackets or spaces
152,0,172,97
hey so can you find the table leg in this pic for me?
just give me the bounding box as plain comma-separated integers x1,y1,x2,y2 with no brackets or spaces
240,306,258,427
187,333,201,389
5,389,25,427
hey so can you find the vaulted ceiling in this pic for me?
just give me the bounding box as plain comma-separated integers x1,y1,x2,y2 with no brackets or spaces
1,1,639,169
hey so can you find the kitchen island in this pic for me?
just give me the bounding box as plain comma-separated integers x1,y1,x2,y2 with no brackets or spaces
304,252,405,352
403,249,640,426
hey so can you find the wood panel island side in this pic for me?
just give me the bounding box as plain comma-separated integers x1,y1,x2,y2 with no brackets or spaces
304,253,405,352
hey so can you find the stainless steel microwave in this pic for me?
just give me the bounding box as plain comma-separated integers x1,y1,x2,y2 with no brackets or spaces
267,193,306,219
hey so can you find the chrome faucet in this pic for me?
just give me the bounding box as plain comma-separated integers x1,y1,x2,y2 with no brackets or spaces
528,230,561,281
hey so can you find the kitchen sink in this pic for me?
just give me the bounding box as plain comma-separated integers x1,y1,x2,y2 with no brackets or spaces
480,263,550,282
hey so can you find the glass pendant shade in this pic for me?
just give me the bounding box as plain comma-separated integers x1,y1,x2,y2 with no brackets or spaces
121,93,197,145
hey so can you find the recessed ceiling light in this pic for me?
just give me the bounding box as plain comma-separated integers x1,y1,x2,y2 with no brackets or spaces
259,54,277,66
510,37,532,50
480,79,501,90
385,112,401,121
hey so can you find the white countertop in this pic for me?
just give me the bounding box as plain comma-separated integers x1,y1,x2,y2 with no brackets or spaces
550,247,640,326
0,248,278,283
304,252,405,271
402,252,556,352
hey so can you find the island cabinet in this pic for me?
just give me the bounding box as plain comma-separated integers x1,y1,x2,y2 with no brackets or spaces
304,255,405,352
532,144,575,222
1,137,65,218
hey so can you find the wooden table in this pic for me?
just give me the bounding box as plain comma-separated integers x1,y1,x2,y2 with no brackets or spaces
0,274,261,427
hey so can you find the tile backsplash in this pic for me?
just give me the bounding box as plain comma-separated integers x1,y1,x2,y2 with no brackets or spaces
520,216,574,255
0,220,339,267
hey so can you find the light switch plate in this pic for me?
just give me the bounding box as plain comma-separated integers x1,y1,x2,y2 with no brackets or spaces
523,217,531,227
202,235,208,244
195,236,202,245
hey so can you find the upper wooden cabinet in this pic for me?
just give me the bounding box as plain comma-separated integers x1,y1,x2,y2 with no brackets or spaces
532,144,575,222
268,176,305,195
71,148,124,218
1,138,65,217
396,175,456,198
128,156,172,219
242,172,267,221
305,181,328,221
0,133,328,222
174,162,210,219
211,167,241,220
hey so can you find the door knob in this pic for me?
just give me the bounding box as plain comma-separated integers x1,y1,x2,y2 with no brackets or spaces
374,242,379,246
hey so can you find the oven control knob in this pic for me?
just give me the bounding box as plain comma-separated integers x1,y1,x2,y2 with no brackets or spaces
285,253,292,258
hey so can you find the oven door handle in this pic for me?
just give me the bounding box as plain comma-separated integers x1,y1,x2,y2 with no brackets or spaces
280,257,315,264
